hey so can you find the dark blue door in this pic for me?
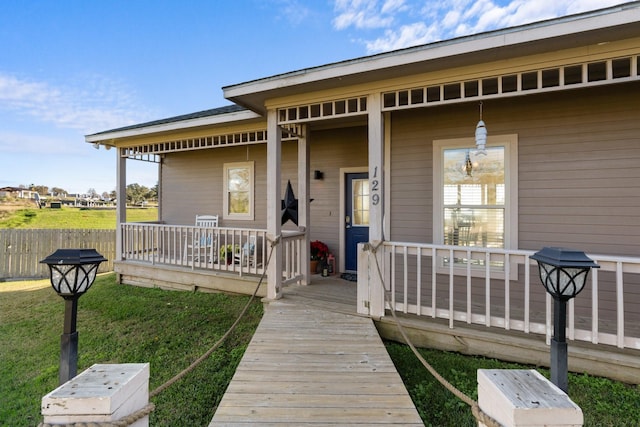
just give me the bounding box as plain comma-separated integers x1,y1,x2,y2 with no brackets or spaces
345,173,369,272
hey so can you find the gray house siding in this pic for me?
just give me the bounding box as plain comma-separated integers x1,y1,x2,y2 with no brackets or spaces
388,83,640,255
159,126,368,263
387,82,640,325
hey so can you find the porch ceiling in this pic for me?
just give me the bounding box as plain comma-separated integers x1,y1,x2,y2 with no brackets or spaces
224,4,640,114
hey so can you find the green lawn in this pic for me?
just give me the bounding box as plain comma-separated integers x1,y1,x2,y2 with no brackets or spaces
0,274,263,426
0,206,157,229
3,277,638,426
386,343,640,427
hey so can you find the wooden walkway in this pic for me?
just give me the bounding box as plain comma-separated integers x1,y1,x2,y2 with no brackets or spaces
209,286,423,426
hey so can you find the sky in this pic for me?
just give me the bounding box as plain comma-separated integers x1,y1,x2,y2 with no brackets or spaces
0,0,633,195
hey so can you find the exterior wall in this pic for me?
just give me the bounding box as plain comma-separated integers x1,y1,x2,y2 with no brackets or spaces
388,81,640,324
308,126,368,264
160,144,268,228
159,125,368,268
389,81,640,256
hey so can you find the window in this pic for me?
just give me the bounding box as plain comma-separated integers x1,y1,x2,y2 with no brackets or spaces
352,179,370,226
434,135,518,274
223,162,254,220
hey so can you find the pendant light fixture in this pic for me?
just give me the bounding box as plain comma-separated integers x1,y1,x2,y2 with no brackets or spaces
475,102,487,156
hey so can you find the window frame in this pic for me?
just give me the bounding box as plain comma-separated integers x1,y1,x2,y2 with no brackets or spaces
223,161,255,220
433,134,518,277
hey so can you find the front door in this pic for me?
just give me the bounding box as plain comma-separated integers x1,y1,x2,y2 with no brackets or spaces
345,172,369,272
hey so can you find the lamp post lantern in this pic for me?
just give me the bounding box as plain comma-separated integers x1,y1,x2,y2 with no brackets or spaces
40,248,107,385
531,247,599,393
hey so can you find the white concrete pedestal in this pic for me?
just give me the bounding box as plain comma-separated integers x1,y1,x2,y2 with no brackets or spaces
477,369,583,427
42,363,150,427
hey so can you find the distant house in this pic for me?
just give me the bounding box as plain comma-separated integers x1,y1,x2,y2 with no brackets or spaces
0,186,39,200
49,191,68,198
86,3,640,383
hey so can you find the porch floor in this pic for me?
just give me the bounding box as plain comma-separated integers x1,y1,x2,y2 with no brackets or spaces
209,275,423,426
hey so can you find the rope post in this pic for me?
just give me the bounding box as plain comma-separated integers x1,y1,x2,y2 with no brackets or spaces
356,242,372,316
478,369,583,427
41,363,150,427
362,241,386,317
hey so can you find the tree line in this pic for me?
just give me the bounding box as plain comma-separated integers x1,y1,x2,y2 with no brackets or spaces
17,183,158,205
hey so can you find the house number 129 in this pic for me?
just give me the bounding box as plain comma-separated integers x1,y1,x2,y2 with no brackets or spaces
371,166,380,205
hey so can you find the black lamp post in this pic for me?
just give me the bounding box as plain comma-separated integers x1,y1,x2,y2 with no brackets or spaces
40,248,107,385
531,247,599,393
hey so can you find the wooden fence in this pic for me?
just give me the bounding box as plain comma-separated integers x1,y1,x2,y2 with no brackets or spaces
0,229,115,280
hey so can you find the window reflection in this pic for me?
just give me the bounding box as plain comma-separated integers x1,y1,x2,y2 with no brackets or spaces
353,179,370,226
228,167,250,214
443,146,505,248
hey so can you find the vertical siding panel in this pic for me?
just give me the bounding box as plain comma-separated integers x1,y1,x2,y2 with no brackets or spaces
19,229,27,276
30,228,36,276
0,230,6,277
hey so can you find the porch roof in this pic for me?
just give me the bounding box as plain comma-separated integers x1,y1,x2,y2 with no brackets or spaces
224,2,640,114
85,104,261,144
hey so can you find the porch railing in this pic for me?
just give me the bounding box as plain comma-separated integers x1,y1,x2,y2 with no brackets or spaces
120,223,303,281
281,231,305,285
378,242,640,351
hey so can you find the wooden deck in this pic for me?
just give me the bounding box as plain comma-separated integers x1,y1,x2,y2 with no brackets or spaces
209,277,423,426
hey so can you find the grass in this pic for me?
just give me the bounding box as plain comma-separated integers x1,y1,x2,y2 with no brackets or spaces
0,274,263,426
0,205,157,229
385,342,640,427
3,275,639,426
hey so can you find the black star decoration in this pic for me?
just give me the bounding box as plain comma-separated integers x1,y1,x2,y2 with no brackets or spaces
281,180,299,226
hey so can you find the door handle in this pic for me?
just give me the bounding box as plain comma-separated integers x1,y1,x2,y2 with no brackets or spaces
345,215,351,228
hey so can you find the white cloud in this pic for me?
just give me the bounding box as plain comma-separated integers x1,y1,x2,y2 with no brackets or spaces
442,9,462,29
381,0,408,14
273,0,312,26
365,22,439,51
333,0,402,29
333,0,635,53
0,73,152,134
458,0,631,35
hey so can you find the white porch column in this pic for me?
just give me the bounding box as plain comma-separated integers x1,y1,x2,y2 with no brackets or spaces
116,149,127,263
298,125,310,285
156,158,162,221
266,109,283,300
366,92,386,317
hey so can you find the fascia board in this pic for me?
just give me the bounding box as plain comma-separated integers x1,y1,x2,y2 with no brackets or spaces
85,109,262,143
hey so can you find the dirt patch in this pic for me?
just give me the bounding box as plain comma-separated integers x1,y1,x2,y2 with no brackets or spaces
0,199,36,219
0,278,50,292
0,199,35,210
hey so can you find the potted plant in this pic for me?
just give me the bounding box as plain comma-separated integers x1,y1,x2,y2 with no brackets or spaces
310,240,329,274
219,244,238,265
